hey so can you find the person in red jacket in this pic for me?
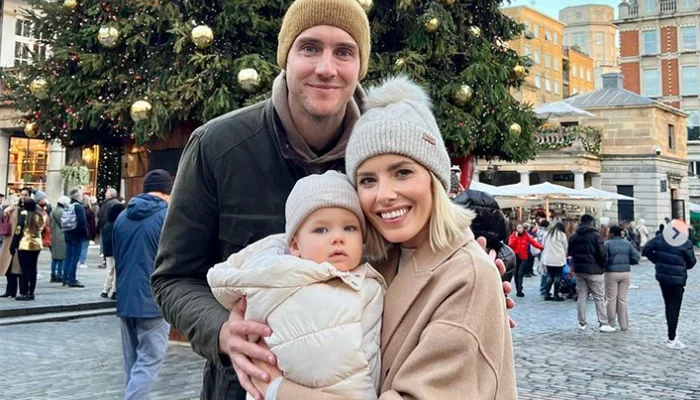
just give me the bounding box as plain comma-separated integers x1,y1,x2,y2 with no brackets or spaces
508,224,544,297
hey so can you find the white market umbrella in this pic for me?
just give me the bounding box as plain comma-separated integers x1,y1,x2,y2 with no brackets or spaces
689,202,700,212
581,187,636,201
495,182,595,217
468,181,502,195
534,101,595,119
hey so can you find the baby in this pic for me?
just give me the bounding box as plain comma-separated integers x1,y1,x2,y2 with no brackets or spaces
207,170,385,399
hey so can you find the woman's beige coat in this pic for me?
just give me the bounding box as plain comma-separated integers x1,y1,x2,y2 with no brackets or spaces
0,206,20,276
277,229,517,399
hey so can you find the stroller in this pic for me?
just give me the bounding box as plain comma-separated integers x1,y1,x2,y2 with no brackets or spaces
557,258,577,300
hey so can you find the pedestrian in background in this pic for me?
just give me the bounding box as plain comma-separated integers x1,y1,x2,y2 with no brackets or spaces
62,189,88,288
536,220,550,296
604,225,640,331
78,195,97,269
50,196,70,283
97,188,120,269
100,202,125,300
568,214,615,332
643,228,696,349
637,218,650,248
508,224,543,297
113,170,172,399
0,195,20,298
15,199,45,301
541,222,568,301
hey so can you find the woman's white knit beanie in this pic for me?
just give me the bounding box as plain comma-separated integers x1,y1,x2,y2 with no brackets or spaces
285,170,366,245
345,76,451,190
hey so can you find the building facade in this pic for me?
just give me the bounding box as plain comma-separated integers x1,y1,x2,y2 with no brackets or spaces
560,5,620,89
503,6,566,106
563,46,597,97
617,0,700,202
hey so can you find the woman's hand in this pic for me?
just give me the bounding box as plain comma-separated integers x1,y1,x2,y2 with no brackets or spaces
250,340,283,397
476,236,516,328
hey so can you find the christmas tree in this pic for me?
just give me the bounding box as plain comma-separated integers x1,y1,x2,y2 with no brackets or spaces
4,0,540,188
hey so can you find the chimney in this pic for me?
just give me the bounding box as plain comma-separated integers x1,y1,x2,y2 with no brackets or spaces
602,72,624,89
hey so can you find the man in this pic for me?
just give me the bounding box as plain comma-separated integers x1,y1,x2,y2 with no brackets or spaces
152,1,511,399
113,169,172,399
97,188,120,268
568,214,615,332
62,189,87,287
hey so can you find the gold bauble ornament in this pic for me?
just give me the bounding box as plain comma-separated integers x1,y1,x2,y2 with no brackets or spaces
24,122,38,138
395,58,405,67
455,85,474,104
191,25,214,49
424,18,440,33
238,68,260,92
29,78,48,99
513,65,526,77
357,0,373,12
63,0,78,10
509,123,522,136
469,26,481,37
97,26,120,48
130,100,152,122
441,0,456,6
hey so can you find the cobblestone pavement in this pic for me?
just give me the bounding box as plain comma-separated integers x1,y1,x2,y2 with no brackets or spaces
1,258,698,399
0,244,112,316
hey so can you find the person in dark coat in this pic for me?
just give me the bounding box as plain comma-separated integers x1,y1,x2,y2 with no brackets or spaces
100,202,125,300
604,225,640,331
113,170,172,398
62,189,88,287
568,214,615,332
453,189,516,282
642,227,696,349
97,188,120,268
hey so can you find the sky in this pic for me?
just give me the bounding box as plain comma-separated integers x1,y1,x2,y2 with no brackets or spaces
504,0,620,20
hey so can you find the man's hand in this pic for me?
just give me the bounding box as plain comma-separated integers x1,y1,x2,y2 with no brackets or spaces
476,237,516,328
219,296,276,400
250,340,283,396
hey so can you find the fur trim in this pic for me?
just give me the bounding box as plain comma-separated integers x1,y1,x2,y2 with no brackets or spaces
363,75,432,112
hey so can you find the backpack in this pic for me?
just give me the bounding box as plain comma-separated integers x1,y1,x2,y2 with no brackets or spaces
61,204,78,231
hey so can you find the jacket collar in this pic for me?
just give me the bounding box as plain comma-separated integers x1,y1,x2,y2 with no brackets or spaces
378,229,474,352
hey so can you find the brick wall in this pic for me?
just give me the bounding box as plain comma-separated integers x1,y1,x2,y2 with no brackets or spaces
662,58,679,97
621,62,640,94
620,30,639,57
661,26,678,54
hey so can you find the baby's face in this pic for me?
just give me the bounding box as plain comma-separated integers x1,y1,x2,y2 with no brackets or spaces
290,207,363,272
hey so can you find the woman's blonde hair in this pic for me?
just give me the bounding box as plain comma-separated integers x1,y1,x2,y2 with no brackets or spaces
364,172,475,261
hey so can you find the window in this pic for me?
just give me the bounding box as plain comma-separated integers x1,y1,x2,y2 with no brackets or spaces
617,186,634,222
534,25,539,38
668,124,675,149
681,26,697,50
524,45,531,56
682,66,698,95
642,30,658,55
545,78,552,92
642,69,661,97
554,59,560,71
14,43,29,66
544,54,551,68
524,20,530,31
534,50,540,64
554,32,559,44
15,20,32,38
682,0,695,7
573,64,578,79
587,69,592,82
545,30,552,41
645,0,655,12
595,32,604,45
686,110,700,141
554,81,560,94
535,75,542,88
571,32,586,47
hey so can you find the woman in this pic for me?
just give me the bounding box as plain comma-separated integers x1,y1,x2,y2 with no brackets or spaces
100,202,125,300
243,77,516,399
637,218,650,248
604,225,640,331
78,196,97,269
16,199,45,300
50,196,69,282
541,222,568,301
0,195,20,298
508,223,543,297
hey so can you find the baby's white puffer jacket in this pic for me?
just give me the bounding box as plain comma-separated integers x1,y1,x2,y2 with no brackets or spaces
207,234,386,399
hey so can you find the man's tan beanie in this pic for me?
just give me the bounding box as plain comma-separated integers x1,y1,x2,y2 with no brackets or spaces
285,170,366,246
277,0,371,79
